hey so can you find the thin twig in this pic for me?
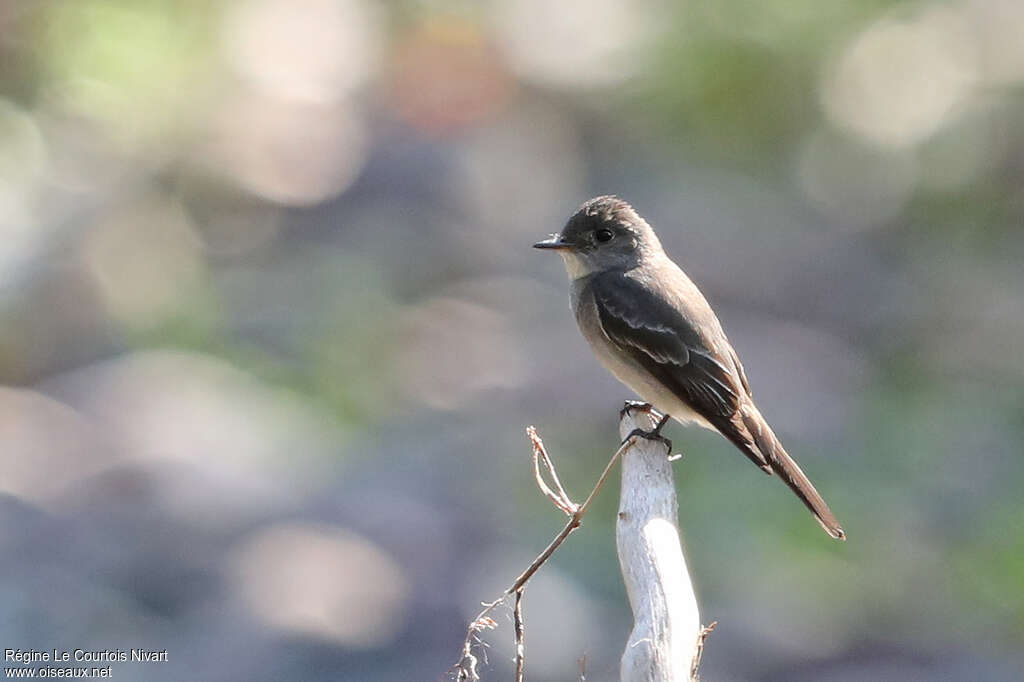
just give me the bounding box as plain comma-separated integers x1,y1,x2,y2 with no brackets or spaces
513,588,525,682
528,426,577,515
447,424,643,680
451,606,500,681
578,435,636,517
690,621,718,681
508,434,636,592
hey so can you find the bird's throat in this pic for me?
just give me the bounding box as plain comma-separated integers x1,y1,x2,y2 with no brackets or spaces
560,251,598,281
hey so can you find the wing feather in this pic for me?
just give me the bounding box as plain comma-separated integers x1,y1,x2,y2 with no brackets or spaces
590,271,770,470
591,272,742,417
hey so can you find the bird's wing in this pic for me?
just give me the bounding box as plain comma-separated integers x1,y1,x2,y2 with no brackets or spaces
590,271,743,416
590,271,769,470
729,345,752,397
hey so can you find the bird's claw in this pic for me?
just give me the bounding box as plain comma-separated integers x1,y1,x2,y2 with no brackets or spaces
620,404,673,454
622,427,673,453
622,411,672,450
619,400,653,418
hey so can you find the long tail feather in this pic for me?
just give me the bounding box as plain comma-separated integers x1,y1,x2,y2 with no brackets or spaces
741,403,846,540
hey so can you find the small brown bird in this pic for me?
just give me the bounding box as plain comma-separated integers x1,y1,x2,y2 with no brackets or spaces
535,196,845,539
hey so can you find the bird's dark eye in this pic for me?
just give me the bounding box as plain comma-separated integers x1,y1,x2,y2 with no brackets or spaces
595,228,614,243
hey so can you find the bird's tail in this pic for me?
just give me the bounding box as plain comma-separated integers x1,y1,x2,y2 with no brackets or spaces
741,403,846,540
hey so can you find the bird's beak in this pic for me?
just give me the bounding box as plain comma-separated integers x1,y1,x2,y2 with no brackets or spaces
533,236,574,251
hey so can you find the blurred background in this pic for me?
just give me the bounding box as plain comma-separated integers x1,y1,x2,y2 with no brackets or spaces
0,0,1022,680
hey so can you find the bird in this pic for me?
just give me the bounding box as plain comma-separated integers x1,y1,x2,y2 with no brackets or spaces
534,195,845,540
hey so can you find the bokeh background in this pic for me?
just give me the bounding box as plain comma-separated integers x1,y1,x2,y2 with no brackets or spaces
1,0,1023,680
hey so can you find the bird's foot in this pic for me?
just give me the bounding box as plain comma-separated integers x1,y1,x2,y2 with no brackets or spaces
621,412,672,453
619,400,654,419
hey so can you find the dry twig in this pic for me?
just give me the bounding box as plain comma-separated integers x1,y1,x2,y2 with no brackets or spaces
513,589,525,682
690,621,717,681
448,426,640,681
529,426,577,515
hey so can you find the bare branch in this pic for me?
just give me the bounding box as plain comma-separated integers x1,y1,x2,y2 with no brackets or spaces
691,621,717,681
528,426,577,516
448,424,644,680
450,605,500,681
513,589,525,682
617,406,703,681
508,432,636,593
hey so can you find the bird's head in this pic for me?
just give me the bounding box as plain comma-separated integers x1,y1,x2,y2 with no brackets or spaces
533,196,662,279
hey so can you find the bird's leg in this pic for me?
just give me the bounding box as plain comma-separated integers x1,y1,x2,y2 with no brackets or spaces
621,411,673,454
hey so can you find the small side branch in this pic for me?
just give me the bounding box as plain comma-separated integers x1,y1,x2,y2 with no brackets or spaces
449,425,637,681
691,621,717,681
530,427,577,516
513,589,525,682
